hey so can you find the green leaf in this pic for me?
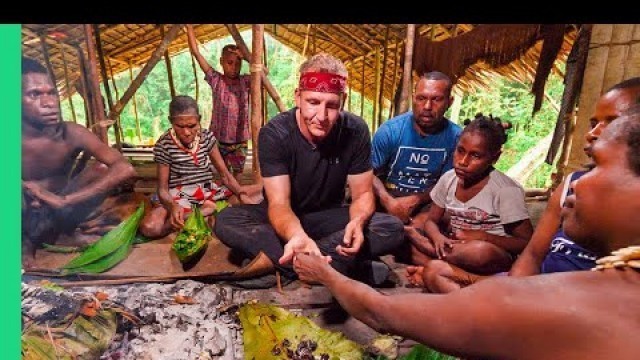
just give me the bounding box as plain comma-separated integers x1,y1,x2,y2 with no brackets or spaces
239,302,364,360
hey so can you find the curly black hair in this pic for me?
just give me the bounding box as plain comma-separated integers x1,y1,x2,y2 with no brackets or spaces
461,113,512,154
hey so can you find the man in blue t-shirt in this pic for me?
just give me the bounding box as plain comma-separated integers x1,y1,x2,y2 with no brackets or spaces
372,72,461,226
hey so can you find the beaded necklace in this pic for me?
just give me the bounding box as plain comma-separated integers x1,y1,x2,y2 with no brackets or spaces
592,246,640,271
169,128,201,165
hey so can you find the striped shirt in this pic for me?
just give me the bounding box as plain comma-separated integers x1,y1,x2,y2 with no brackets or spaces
205,68,251,144
153,128,217,188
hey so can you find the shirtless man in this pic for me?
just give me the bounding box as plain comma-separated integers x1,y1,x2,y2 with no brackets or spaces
293,109,640,359
21,57,136,264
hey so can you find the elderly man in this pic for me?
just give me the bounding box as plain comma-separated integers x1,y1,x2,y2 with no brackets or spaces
215,53,404,288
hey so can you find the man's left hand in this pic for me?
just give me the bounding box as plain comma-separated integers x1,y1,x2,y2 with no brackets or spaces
293,252,334,284
337,220,365,256
23,181,67,210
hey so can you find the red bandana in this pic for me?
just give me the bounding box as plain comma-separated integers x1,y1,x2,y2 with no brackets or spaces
298,72,347,94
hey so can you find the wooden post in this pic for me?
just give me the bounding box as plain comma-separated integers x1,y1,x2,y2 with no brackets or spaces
398,24,416,115
347,65,352,112
545,24,592,180
360,56,366,117
390,38,400,118
250,25,264,177
108,24,182,120
302,24,311,57
83,24,110,144
160,25,176,98
378,25,390,126
373,45,381,132
57,39,77,123
73,43,93,129
225,24,287,112
92,24,122,150
128,61,142,142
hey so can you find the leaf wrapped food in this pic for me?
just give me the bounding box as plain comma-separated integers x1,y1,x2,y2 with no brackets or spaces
172,206,212,264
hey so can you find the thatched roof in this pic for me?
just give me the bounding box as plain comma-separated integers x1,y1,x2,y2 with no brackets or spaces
22,24,576,104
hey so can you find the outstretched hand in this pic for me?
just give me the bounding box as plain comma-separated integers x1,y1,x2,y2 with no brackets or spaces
337,220,365,257
293,252,334,284
279,235,331,265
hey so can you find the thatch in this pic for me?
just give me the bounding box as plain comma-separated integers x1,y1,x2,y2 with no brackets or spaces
21,24,576,106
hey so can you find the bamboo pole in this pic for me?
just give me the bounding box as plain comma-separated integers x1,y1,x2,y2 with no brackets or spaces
302,24,311,57
390,38,400,118
347,65,352,111
73,43,93,129
38,33,57,89
107,56,120,100
160,25,176,98
84,24,112,145
57,40,77,123
92,24,122,150
225,24,287,112
373,45,381,132
250,25,264,177
128,61,142,142
398,24,416,115
360,56,366,117
108,24,182,120
378,25,390,126
262,36,268,126
190,52,199,102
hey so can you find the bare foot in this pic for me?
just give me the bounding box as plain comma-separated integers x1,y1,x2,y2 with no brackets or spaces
405,265,425,287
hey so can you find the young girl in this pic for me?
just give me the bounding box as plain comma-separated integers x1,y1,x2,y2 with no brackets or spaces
406,114,533,291
139,95,256,239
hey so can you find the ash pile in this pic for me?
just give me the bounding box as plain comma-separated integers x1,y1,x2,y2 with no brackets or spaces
22,280,245,360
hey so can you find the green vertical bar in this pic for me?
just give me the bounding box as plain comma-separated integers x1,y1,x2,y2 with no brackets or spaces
0,24,21,359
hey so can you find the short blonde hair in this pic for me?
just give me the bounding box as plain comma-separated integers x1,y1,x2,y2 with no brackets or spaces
299,53,348,78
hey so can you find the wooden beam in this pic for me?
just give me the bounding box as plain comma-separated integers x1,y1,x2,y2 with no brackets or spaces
92,24,121,148
373,45,381,131
250,25,264,178
225,24,287,113
360,54,366,117
38,33,58,89
128,61,142,142
73,43,93,129
57,39,77,123
108,24,182,120
377,25,390,126
333,24,372,53
312,25,362,57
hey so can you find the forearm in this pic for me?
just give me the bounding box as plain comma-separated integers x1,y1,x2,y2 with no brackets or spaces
221,172,245,196
268,203,308,242
349,191,375,226
322,268,391,332
372,176,394,208
63,160,135,206
509,251,543,276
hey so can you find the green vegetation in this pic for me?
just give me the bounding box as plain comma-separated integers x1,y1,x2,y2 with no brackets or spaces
60,31,564,188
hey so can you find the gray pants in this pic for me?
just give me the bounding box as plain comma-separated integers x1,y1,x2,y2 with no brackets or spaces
214,203,405,279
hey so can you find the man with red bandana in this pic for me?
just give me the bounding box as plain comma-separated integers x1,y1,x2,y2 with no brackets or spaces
214,53,404,288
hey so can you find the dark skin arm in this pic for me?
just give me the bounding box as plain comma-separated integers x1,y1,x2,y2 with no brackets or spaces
293,253,612,360
454,218,534,255
156,163,184,230
372,173,431,224
22,123,136,209
185,25,212,74
509,181,564,276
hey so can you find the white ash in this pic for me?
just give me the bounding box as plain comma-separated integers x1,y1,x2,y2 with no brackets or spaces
63,280,245,360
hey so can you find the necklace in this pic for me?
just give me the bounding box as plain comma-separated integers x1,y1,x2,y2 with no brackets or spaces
592,245,640,271
169,128,201,165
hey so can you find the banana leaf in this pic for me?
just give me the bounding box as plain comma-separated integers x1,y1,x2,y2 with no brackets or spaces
239,302,364,360
172,206,212,264
371,344,458,360
61,202,145,273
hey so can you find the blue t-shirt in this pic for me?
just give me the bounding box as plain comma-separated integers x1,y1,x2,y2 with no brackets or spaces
372,112,461,195
540,170,598,273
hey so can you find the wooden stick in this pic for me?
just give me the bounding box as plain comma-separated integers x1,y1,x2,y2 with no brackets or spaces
373,45,381,132
108,24,182,120
398,24,416,115
190,52,199,102
276,271,284,294
250,25,264,177
390,38,400,118
38,33,58,89
360,55,366,117
160,25,176,98
57,39,77,123
225,24,287,112
302,24,311,57
128,61,142,142
73,43,93,129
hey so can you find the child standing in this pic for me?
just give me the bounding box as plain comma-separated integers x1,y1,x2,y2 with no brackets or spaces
406,114,533,292
139,96,253,239
186,25,251,179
